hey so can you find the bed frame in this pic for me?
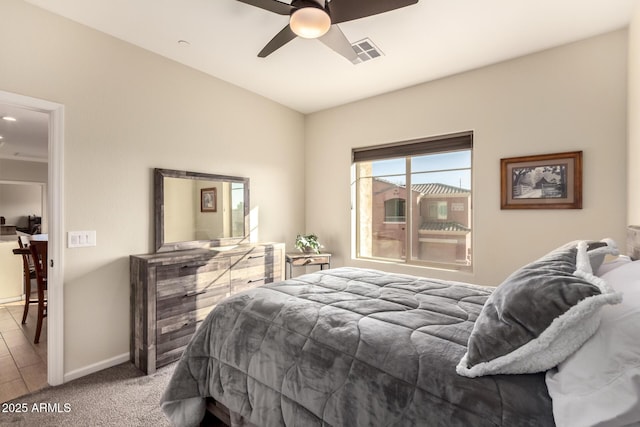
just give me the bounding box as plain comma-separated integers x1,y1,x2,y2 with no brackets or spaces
203,399,257,427
200,226,640,427
203,399,231,426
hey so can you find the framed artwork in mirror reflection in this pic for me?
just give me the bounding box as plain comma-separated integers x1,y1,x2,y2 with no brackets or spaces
201,187,217,212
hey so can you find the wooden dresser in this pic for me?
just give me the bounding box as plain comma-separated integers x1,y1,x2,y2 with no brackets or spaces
130,242,285,374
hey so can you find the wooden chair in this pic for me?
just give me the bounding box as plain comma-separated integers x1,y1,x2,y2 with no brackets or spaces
16,236,37,324
28,240,48,344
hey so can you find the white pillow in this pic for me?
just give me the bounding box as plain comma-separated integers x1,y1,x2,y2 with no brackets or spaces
545,260,640,427
596,255,632,276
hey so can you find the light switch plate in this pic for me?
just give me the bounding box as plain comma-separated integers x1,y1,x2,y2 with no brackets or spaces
68,230,96,248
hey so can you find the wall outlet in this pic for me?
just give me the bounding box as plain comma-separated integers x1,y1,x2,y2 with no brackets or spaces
68,230,96,248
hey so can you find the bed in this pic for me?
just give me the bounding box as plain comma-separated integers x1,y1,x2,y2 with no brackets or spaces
161,229,640,427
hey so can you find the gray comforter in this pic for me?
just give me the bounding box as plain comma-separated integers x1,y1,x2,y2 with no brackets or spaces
161,267,554,426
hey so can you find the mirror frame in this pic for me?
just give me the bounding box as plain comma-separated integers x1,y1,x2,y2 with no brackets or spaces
154,168,250,252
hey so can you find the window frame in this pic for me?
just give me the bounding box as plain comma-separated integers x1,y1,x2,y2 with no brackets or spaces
352,131,473,271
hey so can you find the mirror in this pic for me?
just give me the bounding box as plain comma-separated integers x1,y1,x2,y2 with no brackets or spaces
154,168,250,252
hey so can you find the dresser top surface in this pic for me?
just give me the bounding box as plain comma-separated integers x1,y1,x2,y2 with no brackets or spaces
131,242,284,265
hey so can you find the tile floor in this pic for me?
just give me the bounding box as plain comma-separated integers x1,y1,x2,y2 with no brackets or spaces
0,300,47,403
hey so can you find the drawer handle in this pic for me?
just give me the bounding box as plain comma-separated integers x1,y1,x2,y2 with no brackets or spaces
184,289,207,297
249,254,265,259
180,263,206,268
248,278,266,283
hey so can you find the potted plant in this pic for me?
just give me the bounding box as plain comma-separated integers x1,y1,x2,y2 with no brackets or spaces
295,234,321,254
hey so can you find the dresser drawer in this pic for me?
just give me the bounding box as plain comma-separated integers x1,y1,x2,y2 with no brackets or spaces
155,304,214,368
230,248,283,293
289,255,330,266
155,288,229,368
156,283,229,323
156,258,230,300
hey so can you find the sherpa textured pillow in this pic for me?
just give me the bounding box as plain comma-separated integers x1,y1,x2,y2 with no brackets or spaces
457,239,622,378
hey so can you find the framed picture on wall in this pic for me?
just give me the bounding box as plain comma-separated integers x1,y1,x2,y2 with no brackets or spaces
201,187,217,212
500,151,582,209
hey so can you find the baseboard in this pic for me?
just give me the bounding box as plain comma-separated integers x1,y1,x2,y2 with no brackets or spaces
63,352,130,383
0,295,23,305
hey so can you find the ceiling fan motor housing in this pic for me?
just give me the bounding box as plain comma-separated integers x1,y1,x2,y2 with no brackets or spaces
291,0,328,13
289,0,331,39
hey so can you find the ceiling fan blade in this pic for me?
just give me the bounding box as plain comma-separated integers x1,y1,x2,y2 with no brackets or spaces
318,25,358,63
327,0,418,24
236,0,294,15
258,25,298,57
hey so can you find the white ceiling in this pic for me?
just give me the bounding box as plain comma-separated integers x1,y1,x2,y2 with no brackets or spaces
3,0,639,161
22,0,640,114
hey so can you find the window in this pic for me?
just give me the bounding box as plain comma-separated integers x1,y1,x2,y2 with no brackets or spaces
352,132,472,269
428,201,448,220
384,198,406,222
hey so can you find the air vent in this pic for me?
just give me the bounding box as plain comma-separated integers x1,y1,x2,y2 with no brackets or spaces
351,38,384,64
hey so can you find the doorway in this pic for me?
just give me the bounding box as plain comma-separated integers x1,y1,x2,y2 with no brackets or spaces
0,90,64,387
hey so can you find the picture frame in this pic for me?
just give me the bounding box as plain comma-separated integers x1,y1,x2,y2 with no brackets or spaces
500,151,582,209
200,187,217,212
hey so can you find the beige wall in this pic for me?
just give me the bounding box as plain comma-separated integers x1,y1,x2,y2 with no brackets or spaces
0,0,305,375
0,183,43,227
163,177,197,243
0,240,23,302
629,6,640,225
0,159,48,230
305,30,628,286
0,159,47,183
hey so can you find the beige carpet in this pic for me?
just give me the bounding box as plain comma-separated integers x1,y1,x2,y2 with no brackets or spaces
0,362,176,426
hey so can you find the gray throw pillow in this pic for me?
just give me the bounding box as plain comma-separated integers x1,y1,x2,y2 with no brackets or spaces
456,239,621,378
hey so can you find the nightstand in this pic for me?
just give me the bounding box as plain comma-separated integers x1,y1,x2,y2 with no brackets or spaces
285,252,332,279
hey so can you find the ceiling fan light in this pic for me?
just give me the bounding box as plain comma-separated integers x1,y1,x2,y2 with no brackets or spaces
290,7,330,39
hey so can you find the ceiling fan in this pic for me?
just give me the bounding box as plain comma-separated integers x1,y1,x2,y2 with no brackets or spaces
236,0,419,62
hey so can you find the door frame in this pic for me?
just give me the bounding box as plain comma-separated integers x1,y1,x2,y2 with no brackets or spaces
0,90,64,386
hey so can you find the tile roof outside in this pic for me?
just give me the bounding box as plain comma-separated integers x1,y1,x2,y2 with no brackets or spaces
412,183,470,195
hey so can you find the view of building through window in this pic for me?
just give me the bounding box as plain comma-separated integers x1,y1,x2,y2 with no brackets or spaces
353,135,472,269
